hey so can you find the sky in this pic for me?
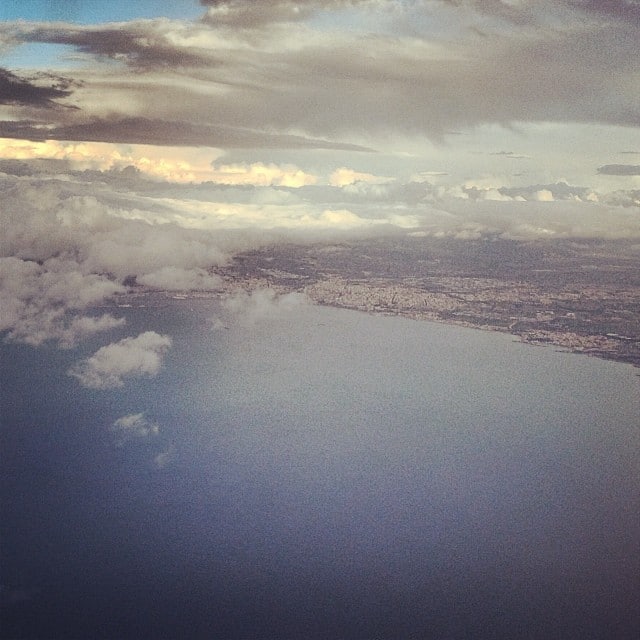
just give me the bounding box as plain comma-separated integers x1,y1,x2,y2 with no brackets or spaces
1,0,640,347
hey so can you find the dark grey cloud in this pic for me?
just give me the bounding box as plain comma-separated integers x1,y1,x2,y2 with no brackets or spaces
567,0,640,23
217,26,639,138
442,0,640,25
0,158,69,177
0,67,75,108
7,7,370,66
489,151,531,159
5,21,211,69
0,1,637,146
597,164,640,175
439,0,541,25
0,117,373,151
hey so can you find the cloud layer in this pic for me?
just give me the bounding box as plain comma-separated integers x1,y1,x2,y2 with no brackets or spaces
1,151,639,350
0,0,638,148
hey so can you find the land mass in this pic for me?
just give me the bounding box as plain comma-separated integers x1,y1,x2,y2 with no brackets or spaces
210,236,640,368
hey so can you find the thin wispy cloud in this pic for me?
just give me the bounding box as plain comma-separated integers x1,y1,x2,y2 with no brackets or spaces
111,412,160,446
153,445,176,469
598,164,640,176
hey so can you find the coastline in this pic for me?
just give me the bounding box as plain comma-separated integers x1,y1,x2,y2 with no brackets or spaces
108,236,640,370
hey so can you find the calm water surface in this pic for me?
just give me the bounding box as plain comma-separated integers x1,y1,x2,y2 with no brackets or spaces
2,299,639,639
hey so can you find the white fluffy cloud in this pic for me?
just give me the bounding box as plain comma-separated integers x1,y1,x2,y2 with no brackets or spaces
221,288,309,325
329,167,394,187
0,139,323,186
137,266,222,291
0,256,125,347
0,169,236,345
209,161,317,187
111,412,160,446
68,331,173,389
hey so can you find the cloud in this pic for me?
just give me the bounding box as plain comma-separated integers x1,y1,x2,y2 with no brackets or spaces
111,412,160,446
1,156,417,350
441,0,640,25
567,0,640,23
481,188,514,202
2,133,640,356
533,189,554,202
222,288,309,324
0,167,232,280
0,257,125,347
201,0,318,26
68,331,172,389
329,167,394,187
3,20,209,69
413,198,640,241
0,138,356,187
153,445,176,469
497,182,595,202
603,189,640,208
489,151,531,160
209,161,318,187
0,138,229,181
411,172,449,181
0,67,75,108
1,2,637,147
0,118,373,152
200,0,375,27
0,2,636,366
137,266,222,290
0,137,321,188
597,164,640,176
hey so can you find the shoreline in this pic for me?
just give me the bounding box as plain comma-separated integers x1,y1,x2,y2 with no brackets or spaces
114,283,640,370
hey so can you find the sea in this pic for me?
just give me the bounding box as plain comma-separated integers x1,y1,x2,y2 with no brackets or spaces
1,297,639,639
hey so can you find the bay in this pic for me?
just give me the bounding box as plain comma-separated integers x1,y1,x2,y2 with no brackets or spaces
2,298,639,639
